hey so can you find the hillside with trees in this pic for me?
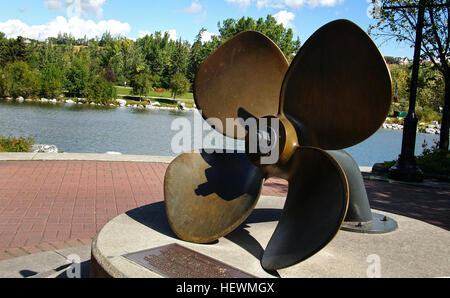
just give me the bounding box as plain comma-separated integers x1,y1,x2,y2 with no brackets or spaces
0,13,446,132
0,15,300,105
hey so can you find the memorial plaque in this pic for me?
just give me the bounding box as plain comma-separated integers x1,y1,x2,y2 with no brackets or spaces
123,243,256,278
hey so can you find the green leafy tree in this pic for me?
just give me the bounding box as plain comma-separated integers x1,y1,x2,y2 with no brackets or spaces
369,0,450,150
65,56,90,97
100,40,124,82
40,64,64,98
187,28,207,84
170,72,190,99
88,76,117,104
131,68,152,101
3,61,39,98
0,66,6,97
166,38,190,79
217,15,301,61
136,32,172,77
0,36,30,66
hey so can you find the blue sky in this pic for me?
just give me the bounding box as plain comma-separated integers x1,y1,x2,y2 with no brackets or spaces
0,0,414,58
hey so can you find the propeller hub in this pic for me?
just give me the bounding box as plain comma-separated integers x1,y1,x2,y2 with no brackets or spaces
245,115,299,178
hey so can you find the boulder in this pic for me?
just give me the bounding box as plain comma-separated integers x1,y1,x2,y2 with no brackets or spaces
16,97,24,102
31,144,58,153
116,99,127,106
65,99,75,104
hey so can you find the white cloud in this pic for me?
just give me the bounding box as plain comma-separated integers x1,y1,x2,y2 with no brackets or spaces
0,16,131,41
166,29,177,41
225,0,252,9
274,10,295,28
138,30,152,38
226,0,343,9
201,31,217,42
45,0,106,18
184,1,203,14
138,29,177,41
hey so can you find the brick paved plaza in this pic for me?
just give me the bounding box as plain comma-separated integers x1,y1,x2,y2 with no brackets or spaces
0,160,448,260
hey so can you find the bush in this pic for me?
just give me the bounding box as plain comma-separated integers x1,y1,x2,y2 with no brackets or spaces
416,140,450,175
385,140,450,176
385,117,404,125
416,106,441,122
88,76,117,104
0,135,35,152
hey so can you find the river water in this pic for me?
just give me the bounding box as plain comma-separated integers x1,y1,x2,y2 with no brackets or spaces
0,101,440,166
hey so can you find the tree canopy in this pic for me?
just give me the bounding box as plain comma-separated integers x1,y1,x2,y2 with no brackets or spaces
369,0,450,150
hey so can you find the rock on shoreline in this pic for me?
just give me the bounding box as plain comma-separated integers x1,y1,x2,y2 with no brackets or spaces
383,118,441,135
31,144,58,153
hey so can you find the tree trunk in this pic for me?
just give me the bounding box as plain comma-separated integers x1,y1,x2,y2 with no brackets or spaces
440,75,450,151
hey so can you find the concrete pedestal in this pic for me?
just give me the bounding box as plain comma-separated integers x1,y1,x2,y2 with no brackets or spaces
91,196,450,278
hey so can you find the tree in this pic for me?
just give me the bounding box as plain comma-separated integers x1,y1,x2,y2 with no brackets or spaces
131,68,152,101
0,66,6,97
187,28,207,84
40,64,64,98
88,76,117,104
65,56,90,98
170,72,190,99
166,38,190,79
369,0,450,150
100,40,124,82
0,36,30,66
217,15,301,61
2,61,39,98
136,32,172,77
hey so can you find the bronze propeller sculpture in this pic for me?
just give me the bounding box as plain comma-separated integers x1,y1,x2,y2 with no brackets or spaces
164,20,393,270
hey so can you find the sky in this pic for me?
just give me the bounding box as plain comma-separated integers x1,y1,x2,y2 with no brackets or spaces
0,0,414,58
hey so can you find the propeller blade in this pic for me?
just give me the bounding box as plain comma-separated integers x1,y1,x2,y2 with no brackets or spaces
280,20,392,150
261,147,349,270
164,150,264,244
194,31,289,139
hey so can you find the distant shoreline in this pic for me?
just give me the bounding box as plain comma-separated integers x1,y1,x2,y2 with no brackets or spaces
0,97,442,135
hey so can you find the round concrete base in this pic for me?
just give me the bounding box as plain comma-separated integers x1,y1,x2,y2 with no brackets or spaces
91,196,450,278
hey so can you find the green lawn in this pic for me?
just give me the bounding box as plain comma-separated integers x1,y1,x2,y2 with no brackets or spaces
116,86,194,100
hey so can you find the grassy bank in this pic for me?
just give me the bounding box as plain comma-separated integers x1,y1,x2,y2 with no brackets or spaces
116,86,194,100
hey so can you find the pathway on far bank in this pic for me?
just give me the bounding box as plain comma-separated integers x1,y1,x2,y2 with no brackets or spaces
0,160,449,255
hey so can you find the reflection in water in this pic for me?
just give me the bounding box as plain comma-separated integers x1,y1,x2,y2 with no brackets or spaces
0,101,440,166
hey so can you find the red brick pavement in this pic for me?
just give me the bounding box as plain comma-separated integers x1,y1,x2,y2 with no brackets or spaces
0,160,448,260
0,161,286,253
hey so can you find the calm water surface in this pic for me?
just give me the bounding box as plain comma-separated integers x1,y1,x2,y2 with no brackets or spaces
0,101,440,166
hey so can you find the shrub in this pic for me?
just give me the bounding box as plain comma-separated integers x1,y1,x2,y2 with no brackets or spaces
416,106,441,123
88,76,117,104
0,135,35,152
417,140,450,175
385,140,450,176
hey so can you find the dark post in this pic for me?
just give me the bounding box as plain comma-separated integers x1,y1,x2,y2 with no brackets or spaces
388,0,426,182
